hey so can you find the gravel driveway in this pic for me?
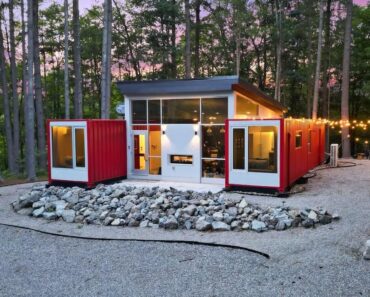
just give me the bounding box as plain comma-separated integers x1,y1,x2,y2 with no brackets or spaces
1,160,370,296
0,223,369,297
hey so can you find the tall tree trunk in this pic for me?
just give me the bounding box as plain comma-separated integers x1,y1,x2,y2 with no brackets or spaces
101,0,112,119
274,0,282,102
73,0,83,118
194,0,201,77
184,0,191,78
21,0,27,167
170,0,177,78
341,0,352,158
312,0,324,120
64,0,70,119
25,0,36,180
322,0,332,153
9,0,20,174
33,0,46,170
0,10,15,174
322,0,331,119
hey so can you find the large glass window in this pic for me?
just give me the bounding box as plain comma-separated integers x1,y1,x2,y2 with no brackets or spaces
248,126,277,173
75,128,85,167
202,126,225,159
132,100,147,124
162,99,200,124
201,98,228,124
52,126,73,168
148,100,161,124
236,95,259,118
202,160,225,178
233,128,245,170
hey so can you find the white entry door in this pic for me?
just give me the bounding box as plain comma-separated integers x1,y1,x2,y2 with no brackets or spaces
133,130,149,175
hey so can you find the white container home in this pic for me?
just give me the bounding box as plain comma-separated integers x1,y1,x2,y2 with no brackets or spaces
116,76,286,185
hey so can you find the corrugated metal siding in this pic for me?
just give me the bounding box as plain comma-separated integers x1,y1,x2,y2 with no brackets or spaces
88,120,127,185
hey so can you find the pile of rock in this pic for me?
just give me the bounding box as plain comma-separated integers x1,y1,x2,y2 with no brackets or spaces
12,184,339,232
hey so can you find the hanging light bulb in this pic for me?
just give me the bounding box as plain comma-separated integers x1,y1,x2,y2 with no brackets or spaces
220,127,225,134
207,127,213,134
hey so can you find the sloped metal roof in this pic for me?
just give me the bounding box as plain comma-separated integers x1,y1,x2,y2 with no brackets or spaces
116,76,286,113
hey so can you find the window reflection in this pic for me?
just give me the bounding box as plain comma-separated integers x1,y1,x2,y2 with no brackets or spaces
248,126,277,173
132,100,147,124
52,126,73,168
236,95,259,118
162,99,200,124
201,98,228,124
75,128,85,167
233,128,245,170
148,100,160,124
202,126,225,159
202,160,225,178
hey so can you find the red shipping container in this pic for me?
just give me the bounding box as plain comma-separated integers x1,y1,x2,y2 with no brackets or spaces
225,118,325,195
47,119,127,188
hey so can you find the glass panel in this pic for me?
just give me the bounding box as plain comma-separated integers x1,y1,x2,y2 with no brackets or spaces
52,126,73,168
162,99,200,124
235,95,259,118
296,131,302,148
201,98,228,124
202,126,225,158
148,100,161,124
134,134,146,170
308,130,312,153
233,128,245,170
248,126,278,173
75,128,85,167
202,159,225,178
149,157,161,175
149,127,161,157
132,100,147,124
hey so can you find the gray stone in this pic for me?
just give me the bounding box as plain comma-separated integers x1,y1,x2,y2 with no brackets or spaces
319,215,332,225
275,220,286,231
128,218,140,227
231,220,241,230
139,220,150,228
32,207,45,217
32,201,45,209
74,215,84,223
302,219,314,228
184,220,192,230
183,205,197,216
61,210,76,223
43,212,57,220
212,221,230,231
124,201,135,211
111,218,124,226
163,216,178,229
363,240,370,260
251,220,266,232
241,222,250,230
238,199,248,209
308,210,318,222
212,211,223,221
103,216,114,226
226,207,238,217
99,210,110,220
195,217,212,231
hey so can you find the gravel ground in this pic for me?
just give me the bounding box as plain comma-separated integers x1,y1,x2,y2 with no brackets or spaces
1,160,370,296
0,224,369,297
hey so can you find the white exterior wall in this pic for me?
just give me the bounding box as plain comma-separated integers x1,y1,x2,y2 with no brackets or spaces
125,93,231,183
